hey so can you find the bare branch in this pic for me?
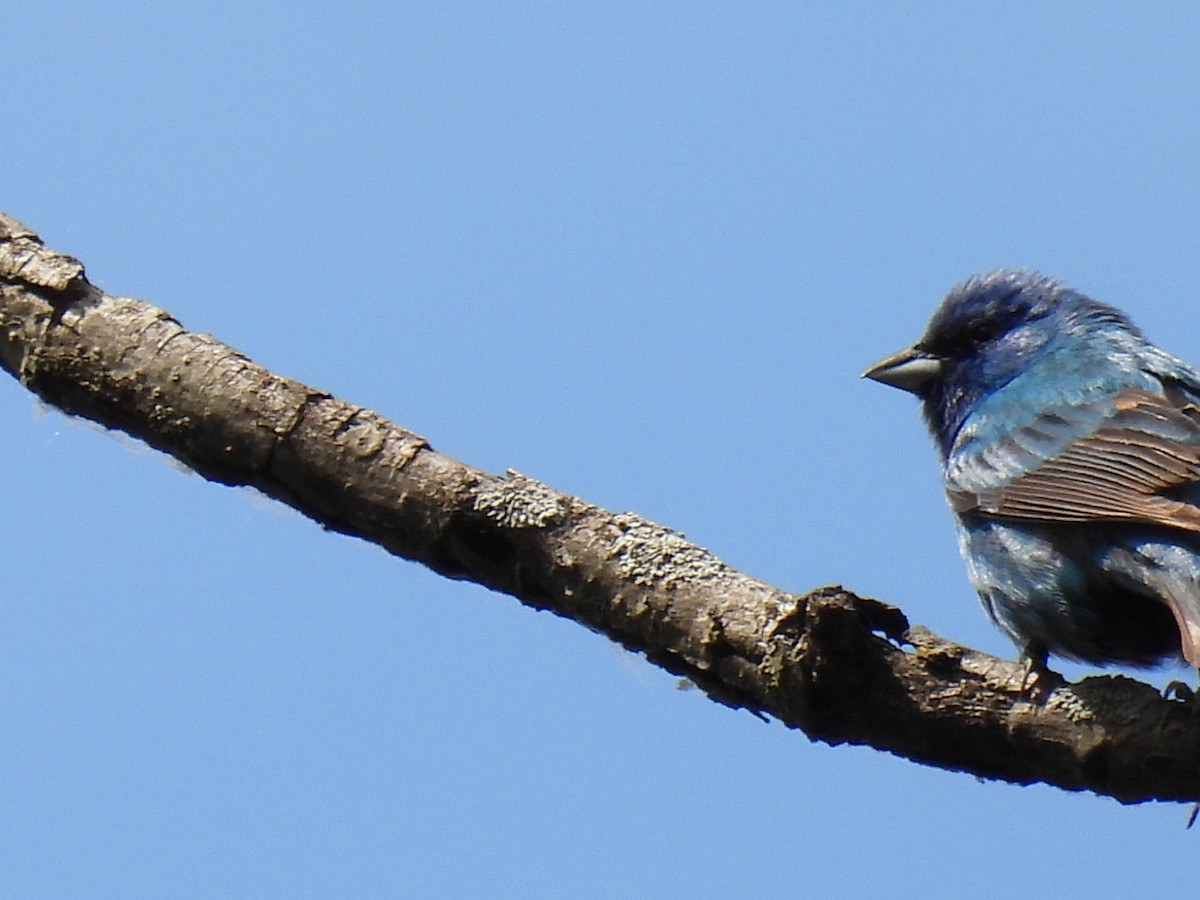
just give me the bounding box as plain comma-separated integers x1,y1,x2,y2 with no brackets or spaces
2,211,1197,804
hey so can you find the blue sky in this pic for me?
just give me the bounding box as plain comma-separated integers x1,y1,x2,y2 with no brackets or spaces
5,4,1200,897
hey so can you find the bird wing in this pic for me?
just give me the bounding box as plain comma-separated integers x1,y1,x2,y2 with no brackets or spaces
947,386,1200,532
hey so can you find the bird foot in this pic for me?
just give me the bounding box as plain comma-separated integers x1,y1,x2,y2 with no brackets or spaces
1016,646,1061,698
1163,666,1199,704
1164,680,1195,703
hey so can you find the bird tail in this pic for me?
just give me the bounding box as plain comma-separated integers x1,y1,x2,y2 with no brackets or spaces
1161,584,1200,668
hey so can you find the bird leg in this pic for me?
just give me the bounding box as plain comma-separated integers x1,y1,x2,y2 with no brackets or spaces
1016,643,1060,697
1163,678,1195,703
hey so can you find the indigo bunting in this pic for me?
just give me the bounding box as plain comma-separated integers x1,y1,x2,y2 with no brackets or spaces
864,270,1200,669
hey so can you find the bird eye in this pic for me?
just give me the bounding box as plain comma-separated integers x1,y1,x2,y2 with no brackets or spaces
924,319,1002,358
965,320,1003,345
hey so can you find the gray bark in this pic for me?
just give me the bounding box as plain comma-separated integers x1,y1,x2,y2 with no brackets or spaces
2,211,1196,804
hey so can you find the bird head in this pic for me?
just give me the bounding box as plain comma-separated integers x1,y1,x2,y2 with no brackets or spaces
864,270,1142,456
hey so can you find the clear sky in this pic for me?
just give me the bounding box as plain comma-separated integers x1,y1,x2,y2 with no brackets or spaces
5,3,1200,897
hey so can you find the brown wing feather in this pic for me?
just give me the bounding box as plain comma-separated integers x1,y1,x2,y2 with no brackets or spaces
951,388,1200,532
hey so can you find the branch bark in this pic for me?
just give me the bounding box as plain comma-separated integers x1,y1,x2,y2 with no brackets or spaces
2,211,1197,804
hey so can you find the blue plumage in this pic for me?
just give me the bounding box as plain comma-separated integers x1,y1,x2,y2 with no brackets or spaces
865,270,1200,668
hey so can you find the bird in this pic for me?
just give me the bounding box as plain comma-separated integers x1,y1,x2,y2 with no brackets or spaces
863,269,1200,671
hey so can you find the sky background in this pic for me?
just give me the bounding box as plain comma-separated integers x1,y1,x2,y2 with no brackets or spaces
4,3,1200,897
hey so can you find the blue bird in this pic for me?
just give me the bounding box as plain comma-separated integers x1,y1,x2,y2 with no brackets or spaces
864,270,1200,670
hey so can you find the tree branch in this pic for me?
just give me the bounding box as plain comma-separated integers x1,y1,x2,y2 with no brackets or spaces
2,211,1196,804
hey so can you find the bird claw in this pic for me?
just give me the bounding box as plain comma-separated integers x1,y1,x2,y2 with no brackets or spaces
1161,674,1200,827
1163,680,1195,703
1163,667,1200,706
1016,645,1061,697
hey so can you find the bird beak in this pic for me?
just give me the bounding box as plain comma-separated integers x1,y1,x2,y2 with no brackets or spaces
862,346,943,394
